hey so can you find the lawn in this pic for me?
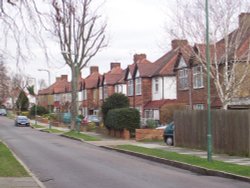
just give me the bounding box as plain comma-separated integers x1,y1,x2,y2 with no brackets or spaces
0,142,29,177
42,128,65,134
63,131,101,141
116,145,250,177
31,123,46,129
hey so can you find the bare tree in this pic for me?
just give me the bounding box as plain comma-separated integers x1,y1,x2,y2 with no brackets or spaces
0,0,50,65
166,0,250,109
51,0,107,129
38,79,47,90
0,55,10,106
8,73,30,111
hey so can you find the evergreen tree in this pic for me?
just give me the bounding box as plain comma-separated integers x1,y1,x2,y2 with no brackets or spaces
16,90,29,111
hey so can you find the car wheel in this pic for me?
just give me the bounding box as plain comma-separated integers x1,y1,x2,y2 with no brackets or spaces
165,137,173,146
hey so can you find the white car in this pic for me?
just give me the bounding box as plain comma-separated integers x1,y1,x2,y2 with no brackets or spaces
0,109,7,116
156,125,167,130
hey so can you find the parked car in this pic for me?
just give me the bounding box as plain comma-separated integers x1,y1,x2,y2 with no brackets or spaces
15,116,30,127
81,115,100,124
0,108,7,116
163,122,175,146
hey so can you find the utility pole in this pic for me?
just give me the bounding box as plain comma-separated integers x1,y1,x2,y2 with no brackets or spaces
205,0,212,162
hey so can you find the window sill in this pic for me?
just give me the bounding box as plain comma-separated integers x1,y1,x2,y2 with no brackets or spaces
193,87,204,90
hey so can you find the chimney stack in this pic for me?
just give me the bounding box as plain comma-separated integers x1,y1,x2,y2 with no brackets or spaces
56,77,60,82
133,53,146,63
90,66,99,74
171,39,188,49
110,62,121,70
239,13,250,29
61,75,68,81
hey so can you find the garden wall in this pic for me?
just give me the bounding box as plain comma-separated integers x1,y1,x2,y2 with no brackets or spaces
135,129,164,141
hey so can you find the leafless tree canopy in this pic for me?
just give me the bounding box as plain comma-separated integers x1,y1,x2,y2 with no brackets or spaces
0,0,50,64
51,0,107,70
0,55,10,105
167,0,250,109
51,0,107,129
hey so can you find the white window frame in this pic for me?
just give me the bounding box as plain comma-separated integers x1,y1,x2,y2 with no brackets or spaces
104,86,108,99
99,87,103,100
144,110,154,119
178,68,189,90
135,78,142,95
154,78,159,94
193,66,204,89
83,90,87,100
127,80,134,96
193,104,204,110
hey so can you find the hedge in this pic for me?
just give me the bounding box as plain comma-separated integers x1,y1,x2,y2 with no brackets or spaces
105,108,140,132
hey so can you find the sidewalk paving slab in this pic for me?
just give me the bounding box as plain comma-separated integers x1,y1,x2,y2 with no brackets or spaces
0,177,41,188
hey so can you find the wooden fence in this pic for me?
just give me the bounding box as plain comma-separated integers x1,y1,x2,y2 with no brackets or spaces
174,110,250,157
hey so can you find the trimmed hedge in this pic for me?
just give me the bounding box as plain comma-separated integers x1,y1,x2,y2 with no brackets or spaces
101,93,129,123
105,108,140,133
30,105,49,116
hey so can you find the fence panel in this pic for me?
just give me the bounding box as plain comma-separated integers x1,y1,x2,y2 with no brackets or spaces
174,110,250,156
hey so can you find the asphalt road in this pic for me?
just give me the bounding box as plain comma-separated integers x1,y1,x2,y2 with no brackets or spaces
0,116,249,188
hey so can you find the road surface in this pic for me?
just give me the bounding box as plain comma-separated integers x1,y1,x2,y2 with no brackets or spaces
0,116,249,188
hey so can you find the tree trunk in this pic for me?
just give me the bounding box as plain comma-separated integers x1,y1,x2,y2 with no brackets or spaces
70,65,78,130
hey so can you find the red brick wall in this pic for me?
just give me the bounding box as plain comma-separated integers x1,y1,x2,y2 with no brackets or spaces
176,68,221,109
133,78,152,117
136,129,164,141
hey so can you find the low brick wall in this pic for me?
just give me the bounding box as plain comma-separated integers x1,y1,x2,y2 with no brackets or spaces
136,129,164,141
36,117,49,124
108,129,130,140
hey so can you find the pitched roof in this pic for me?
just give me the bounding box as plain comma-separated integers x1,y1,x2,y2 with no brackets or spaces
103,66,124,85
85,72,101,89
153,43,193,76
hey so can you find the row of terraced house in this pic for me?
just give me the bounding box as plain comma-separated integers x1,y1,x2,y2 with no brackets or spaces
37,13,250,123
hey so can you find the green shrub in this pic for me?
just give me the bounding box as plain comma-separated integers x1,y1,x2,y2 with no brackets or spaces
105,108,140,133
146,119,157,129
30,105,49,116
16,90,29,111
101,93,129,126
87,122,96,131
20,111,29,117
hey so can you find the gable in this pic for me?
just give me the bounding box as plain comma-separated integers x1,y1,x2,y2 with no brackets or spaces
127,72,132,79
135,69,140,78
177,57,187,69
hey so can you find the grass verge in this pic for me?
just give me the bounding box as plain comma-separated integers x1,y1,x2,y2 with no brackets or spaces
63,131,101,141
31,124,46,129
116,145,250,177
42,128,65,134
0,142,29,177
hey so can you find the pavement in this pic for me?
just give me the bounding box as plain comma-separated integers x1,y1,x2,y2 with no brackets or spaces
1,120,250,187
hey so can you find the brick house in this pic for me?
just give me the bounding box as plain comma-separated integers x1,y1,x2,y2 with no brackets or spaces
143,40,187,121
124,54,154,117
99,62,124,106
82,66,102,116
174,13,250,110
174,43,222,110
